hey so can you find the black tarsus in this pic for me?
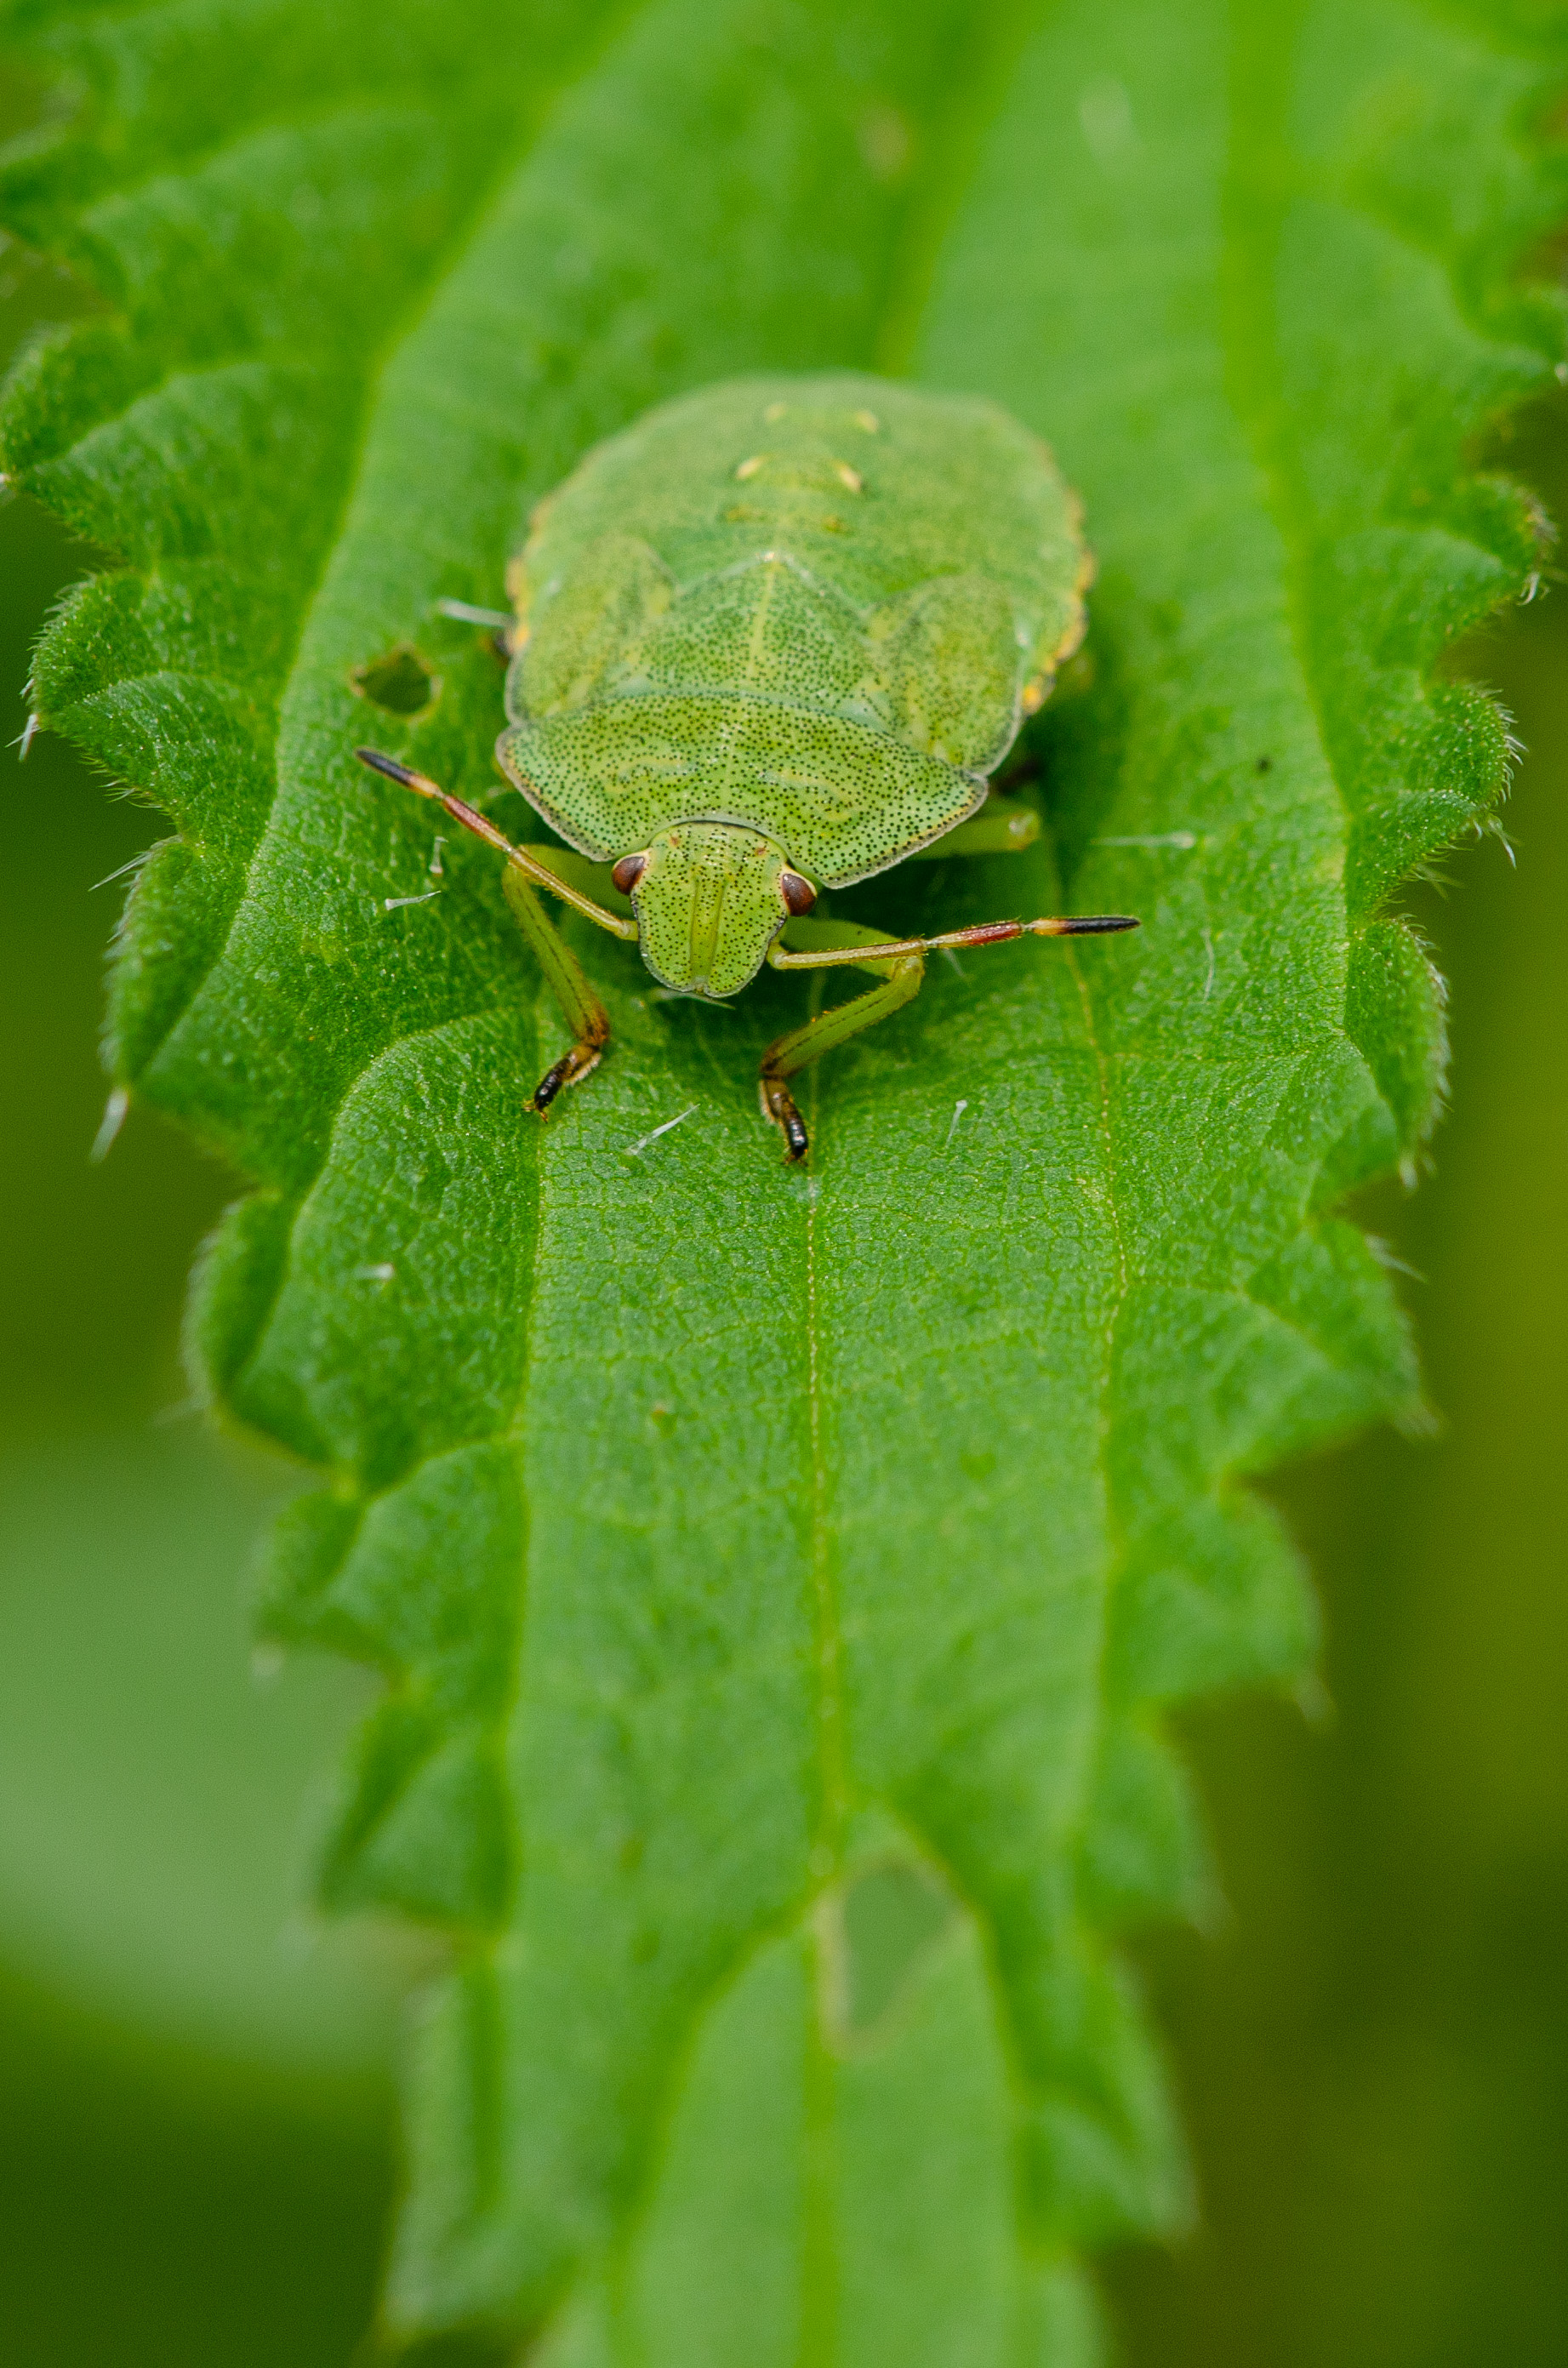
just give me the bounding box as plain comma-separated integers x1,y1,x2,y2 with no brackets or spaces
760,1076,811,1163
533,1056,576,1114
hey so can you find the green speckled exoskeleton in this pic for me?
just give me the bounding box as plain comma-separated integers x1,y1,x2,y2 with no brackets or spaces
357,373,1137,1161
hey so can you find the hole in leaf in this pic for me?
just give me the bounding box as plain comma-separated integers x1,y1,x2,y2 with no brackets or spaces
351,645,440,716
821,1857,959,2051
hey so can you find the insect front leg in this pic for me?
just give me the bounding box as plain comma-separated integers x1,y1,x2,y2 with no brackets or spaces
499,870,612,1111
760,920,925,1162
355,747,637,1118
762,899,1139,1162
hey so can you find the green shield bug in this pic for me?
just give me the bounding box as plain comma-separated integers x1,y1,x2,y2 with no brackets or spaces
357,373,1137,1161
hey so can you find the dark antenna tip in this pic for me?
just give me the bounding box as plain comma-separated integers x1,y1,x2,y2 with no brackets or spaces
355,745,416,786
1063,913,1140,934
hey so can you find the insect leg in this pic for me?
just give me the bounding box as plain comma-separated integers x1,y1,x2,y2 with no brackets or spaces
499,870,611,1112
759,921,925,1162
354,746,636,1117
354,748,637,939
906,796,1040,859
761,904,1138,1161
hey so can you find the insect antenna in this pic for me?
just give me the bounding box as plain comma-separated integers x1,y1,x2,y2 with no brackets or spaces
353,748,636,939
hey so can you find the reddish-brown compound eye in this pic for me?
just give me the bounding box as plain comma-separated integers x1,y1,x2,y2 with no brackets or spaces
611,852,648,896
779,869,816,916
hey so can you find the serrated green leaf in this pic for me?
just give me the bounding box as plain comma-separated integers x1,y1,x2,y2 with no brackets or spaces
4,0,1562,2352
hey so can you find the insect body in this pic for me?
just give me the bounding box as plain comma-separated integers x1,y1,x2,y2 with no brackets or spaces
357,374,1136,1160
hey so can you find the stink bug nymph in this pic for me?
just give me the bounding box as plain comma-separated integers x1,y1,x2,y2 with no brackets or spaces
356,374,1137,1161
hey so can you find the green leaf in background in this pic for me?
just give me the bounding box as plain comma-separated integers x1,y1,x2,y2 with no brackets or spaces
3,0,1563,2355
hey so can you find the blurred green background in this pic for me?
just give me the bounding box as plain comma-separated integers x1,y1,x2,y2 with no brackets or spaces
0,240,418,2363
3,225,1564,2368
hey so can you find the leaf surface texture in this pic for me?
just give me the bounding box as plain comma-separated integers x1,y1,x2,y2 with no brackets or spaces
3,0,1563,2351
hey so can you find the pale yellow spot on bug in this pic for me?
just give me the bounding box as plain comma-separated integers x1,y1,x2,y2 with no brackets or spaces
833,461,864,494
1021,676,1046,716
763,402,788,422
852,408,881,433
734,454,764,481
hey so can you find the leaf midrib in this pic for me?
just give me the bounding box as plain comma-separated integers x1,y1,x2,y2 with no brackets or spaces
520,49,1149,2323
